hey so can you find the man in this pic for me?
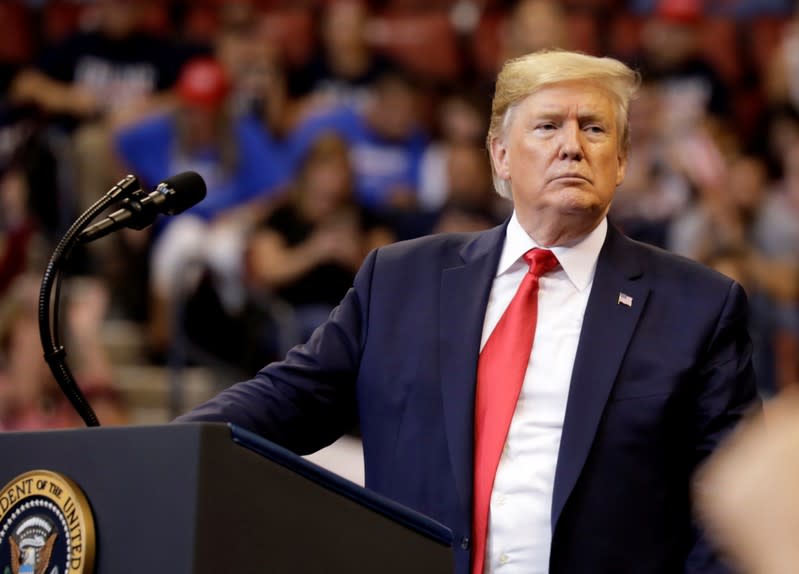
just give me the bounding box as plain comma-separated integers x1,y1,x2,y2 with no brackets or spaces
114,57,284,356
177,50,757,573
289,69,429,212
10,0,187,211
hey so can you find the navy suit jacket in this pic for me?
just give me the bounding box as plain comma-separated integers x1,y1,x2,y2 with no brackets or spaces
178,222,758,573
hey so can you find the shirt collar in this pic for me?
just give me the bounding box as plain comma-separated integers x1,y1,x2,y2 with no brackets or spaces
496,211,608,292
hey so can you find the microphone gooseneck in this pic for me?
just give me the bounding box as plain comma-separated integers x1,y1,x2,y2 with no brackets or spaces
39,172,207,427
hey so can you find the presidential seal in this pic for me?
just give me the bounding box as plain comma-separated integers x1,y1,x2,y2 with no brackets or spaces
0,471,94,574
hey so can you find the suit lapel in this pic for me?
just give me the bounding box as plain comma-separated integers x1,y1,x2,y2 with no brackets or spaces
551,225,650,528
440,224,506,521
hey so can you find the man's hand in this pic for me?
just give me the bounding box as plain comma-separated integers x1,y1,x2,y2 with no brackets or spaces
696,389,799,574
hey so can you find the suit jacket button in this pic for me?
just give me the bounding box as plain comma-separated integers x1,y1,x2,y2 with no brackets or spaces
460,537,470,550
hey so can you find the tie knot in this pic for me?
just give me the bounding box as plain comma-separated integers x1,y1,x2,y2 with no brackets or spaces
523,248,559,278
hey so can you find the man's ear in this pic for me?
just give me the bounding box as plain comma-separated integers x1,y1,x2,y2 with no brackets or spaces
616,151,627,186
489,136,511,181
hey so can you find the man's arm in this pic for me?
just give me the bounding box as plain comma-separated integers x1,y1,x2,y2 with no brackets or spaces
686,280,760,573
695,388,799,574
174,249,377,455
10,68,99,117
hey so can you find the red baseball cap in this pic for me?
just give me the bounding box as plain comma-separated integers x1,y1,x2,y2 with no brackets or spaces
177,58,230,108
656,0,702,23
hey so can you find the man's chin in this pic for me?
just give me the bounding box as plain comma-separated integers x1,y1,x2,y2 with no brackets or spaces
551,190,605,216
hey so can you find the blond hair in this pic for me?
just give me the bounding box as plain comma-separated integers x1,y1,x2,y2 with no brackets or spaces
487,50,640,198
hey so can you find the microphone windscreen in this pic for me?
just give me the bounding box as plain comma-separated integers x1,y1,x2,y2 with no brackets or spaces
160,171,207,215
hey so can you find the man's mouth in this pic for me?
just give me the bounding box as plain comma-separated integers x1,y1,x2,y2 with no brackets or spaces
552,174,591,183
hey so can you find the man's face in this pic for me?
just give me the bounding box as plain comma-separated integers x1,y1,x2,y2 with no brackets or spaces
371,80,417,141
97,0,143,39
490,80,626,241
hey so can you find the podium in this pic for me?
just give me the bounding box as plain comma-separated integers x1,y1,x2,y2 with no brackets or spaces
0,423,453,573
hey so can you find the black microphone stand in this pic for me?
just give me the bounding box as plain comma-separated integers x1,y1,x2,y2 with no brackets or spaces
38,175,140,427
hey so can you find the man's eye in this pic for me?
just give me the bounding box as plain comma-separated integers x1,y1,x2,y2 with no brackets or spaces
585,125,605,133
536,123,557,131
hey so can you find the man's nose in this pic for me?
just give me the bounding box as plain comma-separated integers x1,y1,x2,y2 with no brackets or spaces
558,123,583,161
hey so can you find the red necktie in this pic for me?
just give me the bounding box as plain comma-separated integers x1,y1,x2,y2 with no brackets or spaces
471,248,559,574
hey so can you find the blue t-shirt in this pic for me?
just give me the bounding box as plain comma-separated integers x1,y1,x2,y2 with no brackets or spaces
290,105,428,210
115,112,290,222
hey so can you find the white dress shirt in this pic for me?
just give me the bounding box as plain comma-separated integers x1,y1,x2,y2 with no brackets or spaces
480,212,607,574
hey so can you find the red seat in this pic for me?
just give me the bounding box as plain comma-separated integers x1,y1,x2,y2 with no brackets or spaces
699,18,741,85
0,1,32,63
369,11,462,83
608,13,644,60
749,16,788,77
260,8,315,69
472,12,503,78
565,12,600,56
382,0,460,9
42,0,85,46
139,1,171,37
183,4,220,43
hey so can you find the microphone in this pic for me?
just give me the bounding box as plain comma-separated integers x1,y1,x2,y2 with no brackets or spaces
78,171,207,243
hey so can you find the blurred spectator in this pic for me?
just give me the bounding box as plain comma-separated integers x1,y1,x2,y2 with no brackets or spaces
610,83,692,248
291,0,396,110
696,387,799,574
753,103,799,179
11,0,180,124
214,1,283,120
752,142,799,391
765,13,799,110
633,0,794,16
115,57,285,354
1,60,68,242
394,139,505,240
0,114,57,294
668,154,764,261
702,246,783,398
247,134,393,344
501,0,568,62
212,6,318,196
0,168,38,296
670,152,799,395
180,134,393,372
419,90,488,212
638,10,731,126
0,274,71,430
432,142,508,234
0,63,27,172
116,58,280,213
238,45,311,187
10,0,187,214
292,69,429,213
0,274,127,430
753,143,799,262
669,148,799,308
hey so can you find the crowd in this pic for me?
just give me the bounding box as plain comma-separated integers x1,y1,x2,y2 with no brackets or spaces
0,0,797,429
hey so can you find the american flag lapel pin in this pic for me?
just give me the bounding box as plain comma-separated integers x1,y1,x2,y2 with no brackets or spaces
618,292,633,307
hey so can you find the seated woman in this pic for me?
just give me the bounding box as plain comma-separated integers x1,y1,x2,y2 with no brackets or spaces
247,134,394,348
